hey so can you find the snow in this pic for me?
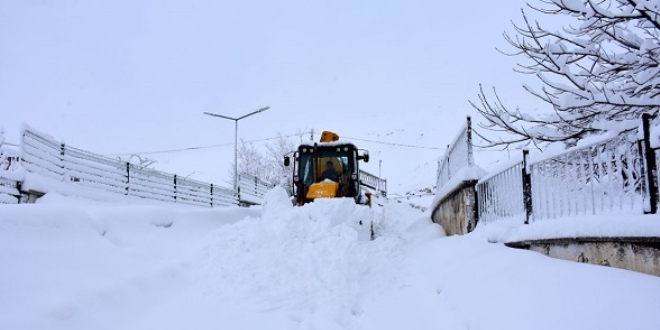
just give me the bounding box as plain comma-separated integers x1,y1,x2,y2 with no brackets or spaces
2,188,659,330
0,167,25,182
476,214,660,243
432,165,487,207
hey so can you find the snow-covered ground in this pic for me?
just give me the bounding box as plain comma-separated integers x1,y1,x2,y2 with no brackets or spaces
2,188,659,330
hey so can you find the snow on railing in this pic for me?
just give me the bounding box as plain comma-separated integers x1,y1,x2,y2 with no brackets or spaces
18,125,239,207
359,169,387,197
0,176,20,204
0,166,21,204
528,130,645,221
437,116,473,189
476,160,525,225
238,174,275,205
433,112,660,227
476,126,649,225
65,144,129,195
0,133,21,204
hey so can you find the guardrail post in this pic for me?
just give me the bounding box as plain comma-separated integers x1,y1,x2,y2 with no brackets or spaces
125,162,130,195
466,116,474,166
173,174,178,203
60,142,66,181
642,113,658,214
210,183,214,207
15,180,22,204
522,149,533,224
254,175,258,197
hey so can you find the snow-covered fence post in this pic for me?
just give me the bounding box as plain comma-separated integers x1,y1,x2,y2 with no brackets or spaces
210,183,214,207
522,149,532,224
60,142,66,181
642,113,658,214
466,116,474,167
173,174,178,203
125,162,130,195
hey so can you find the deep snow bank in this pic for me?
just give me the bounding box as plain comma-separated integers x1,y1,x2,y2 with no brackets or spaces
4,190,657,330
0,193,259,330
189,187,443,327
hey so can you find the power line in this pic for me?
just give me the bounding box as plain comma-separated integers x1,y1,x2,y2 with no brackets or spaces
107,132,309,156
108,131,443,156
107,142,234,156
342,136,442,150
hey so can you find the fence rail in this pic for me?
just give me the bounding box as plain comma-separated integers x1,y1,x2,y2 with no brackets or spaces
15,126,247,207
238,174,275,205
476,161,525,224
528,131,645,221
0,140,21,204
474,116,655,225
0,176,20,204
359,169,387,197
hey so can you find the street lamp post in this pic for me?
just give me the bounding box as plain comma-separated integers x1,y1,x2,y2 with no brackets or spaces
203,106,270,194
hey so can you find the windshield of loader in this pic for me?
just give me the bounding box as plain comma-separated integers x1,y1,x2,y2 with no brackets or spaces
314,147,352,183
298,146,355,186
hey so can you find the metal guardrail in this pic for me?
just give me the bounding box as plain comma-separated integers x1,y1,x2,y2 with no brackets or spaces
0,176,20,204
0,143,22,204
359,169,387,197
19,126,239,207
476,161,525,224
476,122,652,225
528,131,644,221
238,174,275,204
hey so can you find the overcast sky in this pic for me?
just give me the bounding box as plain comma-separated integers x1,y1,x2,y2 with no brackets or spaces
1,0,543,190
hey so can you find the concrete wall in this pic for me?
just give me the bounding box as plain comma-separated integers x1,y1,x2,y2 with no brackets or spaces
431,180,660,277
431,181,478,236
507,238,660,277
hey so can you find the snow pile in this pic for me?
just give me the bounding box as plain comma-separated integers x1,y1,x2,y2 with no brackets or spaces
1,192,659,330
189,187,433,327
431,165,487,208
474,213,660,243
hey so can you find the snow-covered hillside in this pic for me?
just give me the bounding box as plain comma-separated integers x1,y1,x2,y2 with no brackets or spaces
2,189,659,330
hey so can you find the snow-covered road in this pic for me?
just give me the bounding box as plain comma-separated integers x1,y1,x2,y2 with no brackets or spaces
2,188,659,330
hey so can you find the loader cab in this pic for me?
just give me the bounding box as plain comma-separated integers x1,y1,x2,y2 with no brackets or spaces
285,141,369,206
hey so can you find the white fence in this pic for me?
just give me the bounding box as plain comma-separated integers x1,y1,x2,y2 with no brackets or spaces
476,126,650,224
359,169,387,197
0,140,21,204
476,160,526,224
528,130,645,221
0,176,20,204
435,113,660,226
0,126,274,207
238,174,276,205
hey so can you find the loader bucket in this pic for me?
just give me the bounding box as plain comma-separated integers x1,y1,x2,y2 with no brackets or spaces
306,181,340,200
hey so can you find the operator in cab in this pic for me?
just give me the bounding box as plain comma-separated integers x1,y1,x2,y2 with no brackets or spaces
319,160,340,182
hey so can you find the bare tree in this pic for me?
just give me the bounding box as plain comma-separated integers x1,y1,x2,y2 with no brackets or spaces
472,0,660,148
265,133,297,193
228,133,299,193
228,139,268,184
